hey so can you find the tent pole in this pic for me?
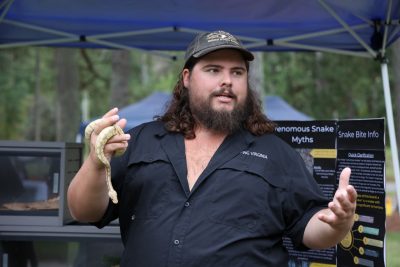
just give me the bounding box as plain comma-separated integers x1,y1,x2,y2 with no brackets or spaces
380,0,393,56
271,41,371,58
318,0,377,58
89,27,174,40
0,0,14,23
277,24,369,43
86,38,175,59
0,38,78,49
3,19,77,37
381,61,400,213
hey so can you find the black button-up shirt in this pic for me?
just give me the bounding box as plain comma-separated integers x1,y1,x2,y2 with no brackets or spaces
95,121,328,267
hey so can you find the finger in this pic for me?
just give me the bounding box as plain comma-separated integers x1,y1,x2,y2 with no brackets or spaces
328,201,347,218
116,118,127,130
334,184,357,210
93,115,120,135
104,141,129,155
346,185,357,203
102,107,119,118
107,133,131,144
318,210,335,224
335,192,354,212
318,214,334,225
338,167,351,190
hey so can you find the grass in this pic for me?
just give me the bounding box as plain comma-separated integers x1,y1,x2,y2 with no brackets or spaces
386,231,400,267
386,147,395,183
385,147,400,266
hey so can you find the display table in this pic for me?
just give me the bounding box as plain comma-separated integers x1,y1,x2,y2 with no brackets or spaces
0,223,123,266
0,223,120,241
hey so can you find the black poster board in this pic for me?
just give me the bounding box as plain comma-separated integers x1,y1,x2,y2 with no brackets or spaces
274,119,386,267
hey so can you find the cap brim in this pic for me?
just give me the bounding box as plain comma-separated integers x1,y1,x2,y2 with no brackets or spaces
192,45,254,61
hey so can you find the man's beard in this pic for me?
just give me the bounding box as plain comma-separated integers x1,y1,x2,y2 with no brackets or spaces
189,88,250,135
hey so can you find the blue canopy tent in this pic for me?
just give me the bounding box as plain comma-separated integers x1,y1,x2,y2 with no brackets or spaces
79,92,312,136
1,0,399,210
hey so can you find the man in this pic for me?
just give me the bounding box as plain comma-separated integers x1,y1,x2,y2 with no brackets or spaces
68,30,357,266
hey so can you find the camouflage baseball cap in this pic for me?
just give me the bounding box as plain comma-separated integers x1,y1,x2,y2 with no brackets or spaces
184,30,254,65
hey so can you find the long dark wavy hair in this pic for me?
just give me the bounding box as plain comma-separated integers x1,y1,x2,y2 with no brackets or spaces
157,60,276,139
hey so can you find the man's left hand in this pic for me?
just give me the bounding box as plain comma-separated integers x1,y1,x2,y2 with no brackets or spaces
317,167,357,230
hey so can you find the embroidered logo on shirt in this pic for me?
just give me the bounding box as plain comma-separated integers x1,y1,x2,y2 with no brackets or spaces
241,150,268,159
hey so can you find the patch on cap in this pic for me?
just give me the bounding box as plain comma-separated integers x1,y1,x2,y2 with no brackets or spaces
206,31,240,45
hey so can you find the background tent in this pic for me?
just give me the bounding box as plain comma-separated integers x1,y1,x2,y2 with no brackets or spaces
79,91,312,138
264,96,312,121
1,0,400,54
1,0,399,210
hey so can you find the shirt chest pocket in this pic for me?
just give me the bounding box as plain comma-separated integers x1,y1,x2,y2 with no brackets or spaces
208,159,286,233
124,150,173,220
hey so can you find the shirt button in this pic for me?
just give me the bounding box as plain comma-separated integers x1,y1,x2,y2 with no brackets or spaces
184,202,190,207
173,239,180,245
131,214,135,220
248,221,256,229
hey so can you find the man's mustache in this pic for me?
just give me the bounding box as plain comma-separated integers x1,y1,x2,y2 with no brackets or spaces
210,88,237,99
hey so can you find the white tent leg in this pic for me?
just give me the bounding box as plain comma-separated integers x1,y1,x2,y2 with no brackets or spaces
381,62,400,213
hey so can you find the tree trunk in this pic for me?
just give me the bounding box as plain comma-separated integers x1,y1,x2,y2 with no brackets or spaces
33,48,42,141
249,52,265,98
141,53,150,88
314,52,324,94
110,50,131,108
54,48,80,142
151,55,170,76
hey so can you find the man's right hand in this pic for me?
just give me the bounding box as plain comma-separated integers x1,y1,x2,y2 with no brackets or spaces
87,107,130,168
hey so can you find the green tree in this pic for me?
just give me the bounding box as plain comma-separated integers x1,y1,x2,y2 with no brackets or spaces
264,52,385,120
1,47,397,142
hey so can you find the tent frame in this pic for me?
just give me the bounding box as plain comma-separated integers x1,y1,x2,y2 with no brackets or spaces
1,0,399,211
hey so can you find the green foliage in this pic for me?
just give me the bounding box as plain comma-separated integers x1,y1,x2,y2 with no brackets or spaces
78,49,184,119
0,47,59,140
129,52,184,101
78,49,111,118
0,46,396,141
264,52,385,119
0,48,35,139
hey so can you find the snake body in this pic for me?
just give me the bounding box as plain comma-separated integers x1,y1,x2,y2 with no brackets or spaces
85,119,126,204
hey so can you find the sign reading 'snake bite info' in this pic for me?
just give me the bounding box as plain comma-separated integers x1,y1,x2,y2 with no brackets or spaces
275,119,385,267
